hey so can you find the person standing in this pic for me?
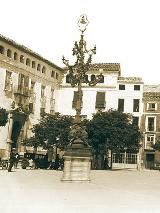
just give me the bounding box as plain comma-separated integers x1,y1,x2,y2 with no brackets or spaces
14,153,20,169
8,151,16,172
54,154,60,170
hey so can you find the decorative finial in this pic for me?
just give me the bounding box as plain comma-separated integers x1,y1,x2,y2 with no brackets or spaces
78,14,89,33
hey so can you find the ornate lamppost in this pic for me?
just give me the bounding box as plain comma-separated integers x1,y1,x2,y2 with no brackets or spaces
61,15,103,182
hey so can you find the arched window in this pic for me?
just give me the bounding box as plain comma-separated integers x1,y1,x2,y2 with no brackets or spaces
0,45,4,54
20,55,25,63
7,49,12,58
42,66,46,74
14,52,18,60
82,74,88,83
51,70,55,78
99,74,104,83
37,64,41,71
32,61,36,68
91,74,96,81
26,58,31,66
66,74,70,83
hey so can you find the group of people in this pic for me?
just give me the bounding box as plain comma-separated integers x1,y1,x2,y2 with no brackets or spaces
7,151,64,172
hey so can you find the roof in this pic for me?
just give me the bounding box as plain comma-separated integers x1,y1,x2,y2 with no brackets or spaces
0,34,63,71
144,85,160,92
90,63,121,72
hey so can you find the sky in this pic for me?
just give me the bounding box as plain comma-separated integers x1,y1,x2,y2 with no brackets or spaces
1,0,160,85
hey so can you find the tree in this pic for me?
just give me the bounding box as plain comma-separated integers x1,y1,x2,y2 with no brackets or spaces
24,113,73,152
0,108,8,126
86,109,141,169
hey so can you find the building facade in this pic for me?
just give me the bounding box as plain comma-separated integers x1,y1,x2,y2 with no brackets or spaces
1,34,160,170
56,63,144,122
0,34,63,158
141,85,160,169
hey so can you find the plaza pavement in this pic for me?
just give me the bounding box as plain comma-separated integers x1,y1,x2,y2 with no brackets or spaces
0,168,160,213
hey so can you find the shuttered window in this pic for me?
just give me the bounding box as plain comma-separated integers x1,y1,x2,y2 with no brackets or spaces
95,92,106,109
118,99,124,112
133,99,140,112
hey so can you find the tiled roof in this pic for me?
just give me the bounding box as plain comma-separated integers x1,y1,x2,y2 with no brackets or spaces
90,63,121,72
0,34,63,71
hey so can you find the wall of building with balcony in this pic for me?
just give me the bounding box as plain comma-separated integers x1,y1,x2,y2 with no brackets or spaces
0,34,63,158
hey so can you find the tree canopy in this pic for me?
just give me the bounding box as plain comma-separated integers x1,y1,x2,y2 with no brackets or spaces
86,109,141,153
0,108,8,126
24,113,73,150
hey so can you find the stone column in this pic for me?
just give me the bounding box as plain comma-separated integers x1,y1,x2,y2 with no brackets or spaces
61,143,92,182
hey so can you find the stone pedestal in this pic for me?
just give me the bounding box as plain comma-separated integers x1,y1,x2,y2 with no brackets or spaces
61,145,92,182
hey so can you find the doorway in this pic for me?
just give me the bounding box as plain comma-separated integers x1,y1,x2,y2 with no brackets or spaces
146,153,155,169
11,121,22,149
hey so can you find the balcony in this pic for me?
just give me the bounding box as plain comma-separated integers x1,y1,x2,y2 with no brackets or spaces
13,85,29,97
145,142,154,150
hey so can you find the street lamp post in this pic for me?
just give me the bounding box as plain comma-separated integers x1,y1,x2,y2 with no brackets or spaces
62,14,103,124
61,15,103,182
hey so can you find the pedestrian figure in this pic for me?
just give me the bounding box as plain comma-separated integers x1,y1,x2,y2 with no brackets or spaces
54,154,60,170
14,153,20,169
8,152,16,172
28,158,34,169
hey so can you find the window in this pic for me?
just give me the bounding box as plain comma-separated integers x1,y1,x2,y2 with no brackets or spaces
82,74,88,83
147,134,154,142
56,72,59,80
14,52,18,60
4,71,12,91
98,74,104,83
119,84,125,90
95,92,106,109
134,85,140,91
66,74,71,83
0,45,4,54
7,49,12,58
148,117,155,131
41,86,45,97
26,58,31,66
17,74,29,96
147,103,156,111
133,99,140,112
145,134,155,149
118,99,124,112
37,64,41,71
132,116,139,126
42,66,46,74
51,70,55,78
31,61,36,68
29,103,34,113
20,55,25,63
91,74,96,81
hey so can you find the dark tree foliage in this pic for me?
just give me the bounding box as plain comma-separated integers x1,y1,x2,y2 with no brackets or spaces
0,108,8,126
24,113,73,150
86,109,141,153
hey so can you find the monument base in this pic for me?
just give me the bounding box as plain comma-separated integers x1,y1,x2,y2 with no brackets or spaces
61,146,92,182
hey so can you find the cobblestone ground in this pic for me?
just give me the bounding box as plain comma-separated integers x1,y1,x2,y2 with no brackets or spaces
0,169,160,213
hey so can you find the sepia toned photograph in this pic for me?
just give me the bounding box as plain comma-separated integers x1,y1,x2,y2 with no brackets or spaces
0,0,160,213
